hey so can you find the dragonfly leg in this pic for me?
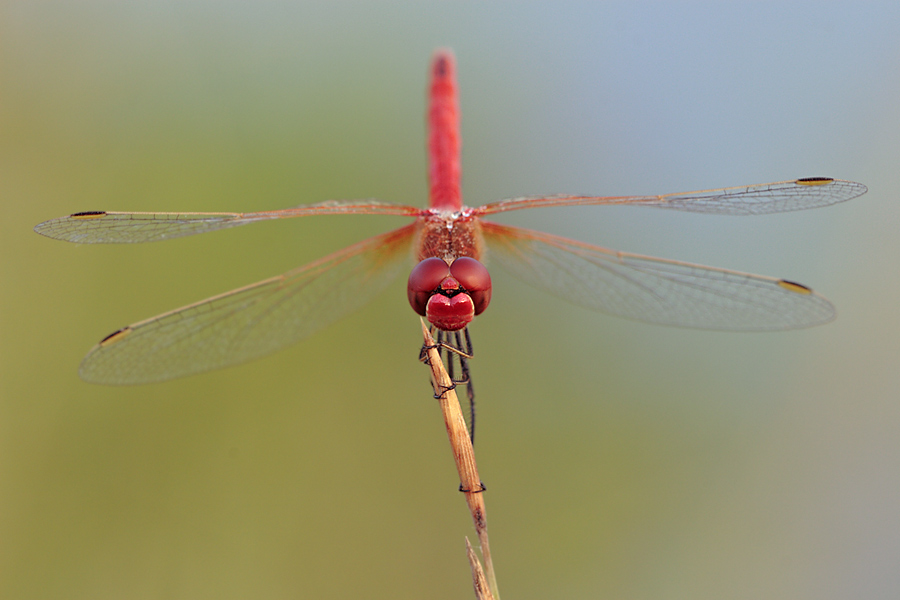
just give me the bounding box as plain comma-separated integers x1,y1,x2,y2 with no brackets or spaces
459,481,487,493
431,327,474,360
420,327,478,443
420,339,458,398
454,330,477,444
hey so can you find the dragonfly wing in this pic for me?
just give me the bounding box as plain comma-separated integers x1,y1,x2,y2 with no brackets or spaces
482,221,834,330
34,201,422,244
34,211,266,243
79,223,417,384
475,178,866,216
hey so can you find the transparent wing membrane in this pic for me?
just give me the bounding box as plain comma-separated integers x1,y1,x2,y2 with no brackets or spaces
476,178,867,216
34,201,422,244
34,211,262,244
482,221,835,330
78,224,416,384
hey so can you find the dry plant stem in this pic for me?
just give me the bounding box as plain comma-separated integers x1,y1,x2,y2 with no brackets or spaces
466,537,494,600
420,319,499,599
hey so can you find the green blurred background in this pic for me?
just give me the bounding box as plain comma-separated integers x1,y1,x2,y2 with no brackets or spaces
3,2,899,599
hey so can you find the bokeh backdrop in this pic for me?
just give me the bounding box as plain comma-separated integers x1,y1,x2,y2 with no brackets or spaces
3,2,899,599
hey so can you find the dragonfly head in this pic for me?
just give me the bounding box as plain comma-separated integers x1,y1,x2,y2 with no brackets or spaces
407,256,492,331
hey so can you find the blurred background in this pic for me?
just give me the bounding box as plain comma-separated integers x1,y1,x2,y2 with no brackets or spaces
2,2,899,599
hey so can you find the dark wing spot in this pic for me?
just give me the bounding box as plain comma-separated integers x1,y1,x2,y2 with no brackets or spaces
795,177,834,186
99,326,132,346
778,279,813,294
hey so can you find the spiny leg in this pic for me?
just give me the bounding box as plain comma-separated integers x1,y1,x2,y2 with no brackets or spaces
439,329,476,444
420,327,478,443
453,329,476,444
419,329,462,398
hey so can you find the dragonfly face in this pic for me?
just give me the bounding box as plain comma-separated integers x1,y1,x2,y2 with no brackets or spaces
407,256,492,331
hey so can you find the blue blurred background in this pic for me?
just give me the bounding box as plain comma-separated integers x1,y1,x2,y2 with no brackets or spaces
3,2,899,599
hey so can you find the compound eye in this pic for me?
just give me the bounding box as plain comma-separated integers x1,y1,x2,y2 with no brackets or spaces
450,257,490,291
409,257,451,292
450,257,492,315
407,257,451,315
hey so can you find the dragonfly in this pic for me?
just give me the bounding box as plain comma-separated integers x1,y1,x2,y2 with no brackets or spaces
35,49,866,392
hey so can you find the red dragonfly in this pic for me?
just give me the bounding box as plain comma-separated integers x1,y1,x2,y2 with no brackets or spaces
35,49,866,388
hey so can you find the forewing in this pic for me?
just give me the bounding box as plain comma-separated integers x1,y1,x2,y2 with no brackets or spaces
482,221,834,330
79,223,417,384
34,201,422,244
475,178,866,216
